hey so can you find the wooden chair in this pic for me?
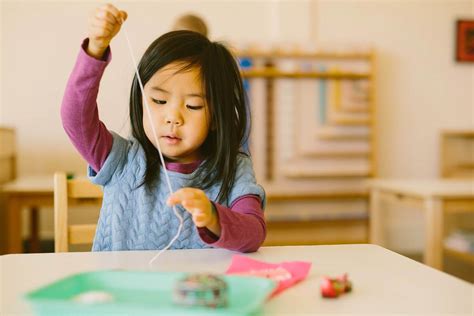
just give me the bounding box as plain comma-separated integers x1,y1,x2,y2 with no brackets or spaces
53,172,103,252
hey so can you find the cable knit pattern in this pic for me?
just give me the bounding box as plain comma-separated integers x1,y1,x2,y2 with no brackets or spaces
89,132,265,251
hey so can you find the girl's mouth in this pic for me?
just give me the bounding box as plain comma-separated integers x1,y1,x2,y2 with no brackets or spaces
162,135,181,145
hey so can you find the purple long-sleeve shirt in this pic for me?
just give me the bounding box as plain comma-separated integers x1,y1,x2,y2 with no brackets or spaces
61,39,266,252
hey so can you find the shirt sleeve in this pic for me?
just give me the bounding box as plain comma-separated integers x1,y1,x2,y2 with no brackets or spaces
197,194,266,252
60,38,113,173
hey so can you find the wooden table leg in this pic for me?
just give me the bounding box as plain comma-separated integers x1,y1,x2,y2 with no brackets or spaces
29,207,40,253
369,189,384,246
424,197,443,270
6,195,23,254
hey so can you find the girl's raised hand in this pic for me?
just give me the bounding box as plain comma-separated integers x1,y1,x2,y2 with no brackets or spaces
167,188,221,236
87,4,128,59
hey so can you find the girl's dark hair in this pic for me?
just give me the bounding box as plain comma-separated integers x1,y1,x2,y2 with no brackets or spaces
129,30,248,203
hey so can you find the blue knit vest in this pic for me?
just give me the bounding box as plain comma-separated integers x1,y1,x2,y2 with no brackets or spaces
88,132,265,251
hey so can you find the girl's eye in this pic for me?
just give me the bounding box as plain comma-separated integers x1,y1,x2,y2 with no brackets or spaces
152,98,166,105
186,105,204,110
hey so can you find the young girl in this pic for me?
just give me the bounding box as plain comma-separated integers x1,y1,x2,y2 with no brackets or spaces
61,4,266,252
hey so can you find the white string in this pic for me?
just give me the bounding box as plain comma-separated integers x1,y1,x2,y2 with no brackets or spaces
120,19,183,268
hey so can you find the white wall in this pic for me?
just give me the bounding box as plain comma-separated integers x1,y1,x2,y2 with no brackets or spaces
1,0,473,246
2,0,471,178
317,0,473,179
0,0,313,176
316,0,473,252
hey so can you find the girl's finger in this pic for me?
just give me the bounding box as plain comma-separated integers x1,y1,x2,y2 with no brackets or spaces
94,18,115,31
101,3,123,24
96,9,119,26
167,189,197,205
182,199,204,209
91,20,115,33
167,195,184,206
120,11,128,23
181,203,198,214
179,188,199,197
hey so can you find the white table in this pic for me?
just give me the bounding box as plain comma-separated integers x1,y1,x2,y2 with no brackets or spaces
1,245,472,315
369,179,474,270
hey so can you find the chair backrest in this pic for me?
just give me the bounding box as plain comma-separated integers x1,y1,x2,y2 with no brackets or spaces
54,172,103,252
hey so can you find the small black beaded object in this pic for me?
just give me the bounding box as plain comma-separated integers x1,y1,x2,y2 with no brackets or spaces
173,274,228,308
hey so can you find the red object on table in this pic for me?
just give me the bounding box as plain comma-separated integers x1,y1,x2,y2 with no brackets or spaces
320,273,352,298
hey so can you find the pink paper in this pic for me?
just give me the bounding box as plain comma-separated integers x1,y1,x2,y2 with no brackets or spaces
226,255,312,297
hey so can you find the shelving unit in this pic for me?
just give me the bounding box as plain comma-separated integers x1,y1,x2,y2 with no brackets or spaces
443,246,474,265
299,150,371,158
235,51,372,60
439,129,474,272
243,69,370,80
0,126,16,254
0,127,16,184
440,130,474,178
317,134,369,141
238,48,376,245
330,117,371,126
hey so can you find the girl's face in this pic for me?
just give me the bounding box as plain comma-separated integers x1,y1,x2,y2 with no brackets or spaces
143,62,211,163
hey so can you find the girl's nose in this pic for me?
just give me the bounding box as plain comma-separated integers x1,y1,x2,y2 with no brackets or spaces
166,118,182,125
165,113,183,126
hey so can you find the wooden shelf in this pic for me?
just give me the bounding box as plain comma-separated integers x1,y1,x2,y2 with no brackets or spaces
242,69,370,79
317,133,369,141
263,218,368,246
444,164,474,178
315,127,371,141
236,51,372,60
282,168,370,178
266,191,368,201
299,150,370,158
444,246,474,265
262,183,369,201
442,130,474,138
239,48,376,246
0,127,16,184
330,117,371,126
338,107,369,113
267,212,368,222
452,163,474,170
441,129,474,178
441,172,474,179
